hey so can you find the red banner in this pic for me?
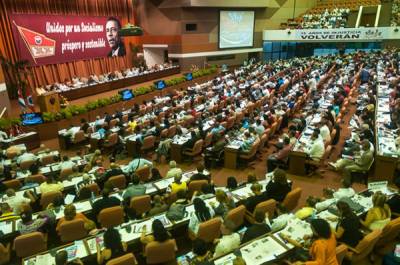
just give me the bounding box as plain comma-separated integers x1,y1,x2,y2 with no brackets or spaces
10,13,126,66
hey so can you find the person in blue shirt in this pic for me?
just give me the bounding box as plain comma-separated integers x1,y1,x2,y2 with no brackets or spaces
210,122,225,135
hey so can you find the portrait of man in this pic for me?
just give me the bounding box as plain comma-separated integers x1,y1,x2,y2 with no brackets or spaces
106,17,126,57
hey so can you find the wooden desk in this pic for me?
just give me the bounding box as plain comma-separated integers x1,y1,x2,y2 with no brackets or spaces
288,151,307,176
61,67,180,100
0,132,40,151
170,143,184,163
374,155,398,182
224,147,239,169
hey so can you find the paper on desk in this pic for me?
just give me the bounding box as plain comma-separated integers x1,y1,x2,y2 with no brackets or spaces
64,194,75,204
241,236,287,265
280,218,313,243
214,253,237,265
0,221,13,234
35,253,55,265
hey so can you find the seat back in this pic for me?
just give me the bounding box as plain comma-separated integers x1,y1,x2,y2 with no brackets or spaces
108,175,127,190
105,133,118,147
258,134,268,152
40,191,62,209
106,253,137,265
197,218,222,243
40,154,56,165
86,183,101,196
6,150,19,159
108,119,118,129
254,199,276,220
145,239,177,264
160,128,168,138
3,179,22,191
26,174,46,184
352,229,382,262
59,166,74,180
282,188,302,212
72,130,86,144
376,217,400,248
130,195,151,216
98,206,125,228
135,166,151,182
225,205,246,230
20,159,36,170
336,244,348,265
188,180,208,198
188,139,204,156
13,232,47,258
167,125,177,138
59,219,87,242
141,136,155,151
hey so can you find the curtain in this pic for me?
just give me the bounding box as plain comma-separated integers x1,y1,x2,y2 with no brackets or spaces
0,0,137,92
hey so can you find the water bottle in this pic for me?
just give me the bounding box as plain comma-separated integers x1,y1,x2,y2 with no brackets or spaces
91,191,96,202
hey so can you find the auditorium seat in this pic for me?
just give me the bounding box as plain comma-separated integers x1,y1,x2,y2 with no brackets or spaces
13,232,47,258
183,139,204,161
40,191,63,209
25,174,46,184
188,180,208,198
106,253,137,265
98,206,125,228
108,175,127,190
130,195,151,217
3,179,22,191
225,205,246,231
336,244,348,265
145,239,177,264
189,217,222,242
19,159,36,170
374,217,400,255
282,188,302,212
58,219,88,242
245,199,276,224
345,229,382,262
135,165,151,182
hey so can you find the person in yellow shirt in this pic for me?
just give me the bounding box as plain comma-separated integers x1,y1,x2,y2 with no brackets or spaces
169,174,187,194
39,175,64,194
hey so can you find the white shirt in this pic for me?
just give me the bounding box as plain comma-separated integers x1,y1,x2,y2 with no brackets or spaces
60,160,76,171
17,153,37,165
305,137,325,161
320,125,331,143
333,187,355,199
213,233,241,258
3,195,30,214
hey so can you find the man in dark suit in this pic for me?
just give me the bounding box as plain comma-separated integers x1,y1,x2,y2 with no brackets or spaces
99,163,125,188
189,164,210,182
106,17,126,57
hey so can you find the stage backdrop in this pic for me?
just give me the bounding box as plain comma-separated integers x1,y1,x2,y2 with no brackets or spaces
11,14,125,66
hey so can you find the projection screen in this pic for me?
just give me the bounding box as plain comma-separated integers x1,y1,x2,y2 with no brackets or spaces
219,10,255,49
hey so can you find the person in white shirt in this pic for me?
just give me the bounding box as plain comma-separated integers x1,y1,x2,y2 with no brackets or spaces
333,178,355,199
213,219,241,258
16,150,37,165
60,156,76,171
303,129,325,162
166,160,183,179
319,120,331,143
3,189,35,214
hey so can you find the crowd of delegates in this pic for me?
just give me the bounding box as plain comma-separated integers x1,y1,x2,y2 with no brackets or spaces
35,61,176,95
1,51,400,264
391,0,400,26
301,8,350,29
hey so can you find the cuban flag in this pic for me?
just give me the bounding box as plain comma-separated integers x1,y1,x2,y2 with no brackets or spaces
25,89,35,111
17,88,26,109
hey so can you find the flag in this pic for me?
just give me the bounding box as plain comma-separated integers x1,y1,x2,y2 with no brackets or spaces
17,88,26,109
13,21,56,63
25,88,35,111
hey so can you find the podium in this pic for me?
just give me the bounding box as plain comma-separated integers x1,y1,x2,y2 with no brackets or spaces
38,91,60,113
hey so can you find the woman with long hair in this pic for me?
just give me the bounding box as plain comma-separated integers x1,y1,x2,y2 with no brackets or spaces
96,228,127,264
140,219,172,245
334,200,363,247
188,198,214,235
